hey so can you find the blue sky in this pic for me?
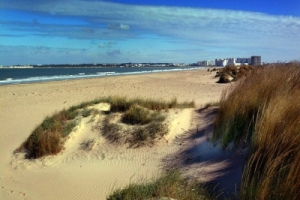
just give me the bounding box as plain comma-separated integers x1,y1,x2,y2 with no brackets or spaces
0,0,299,65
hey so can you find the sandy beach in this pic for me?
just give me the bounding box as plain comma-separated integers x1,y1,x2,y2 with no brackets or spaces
0,69,245,199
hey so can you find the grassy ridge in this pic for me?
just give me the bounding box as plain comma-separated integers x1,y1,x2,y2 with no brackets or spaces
15,96,195,159
212,63,300,199
109,96,195,112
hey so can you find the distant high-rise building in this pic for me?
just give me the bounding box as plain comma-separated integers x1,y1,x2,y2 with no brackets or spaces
215,59,228,66
198,60,215,66
207,60,215,66
236,58,250,64
227,58,236,65
251,56,261,66
200,61,208,66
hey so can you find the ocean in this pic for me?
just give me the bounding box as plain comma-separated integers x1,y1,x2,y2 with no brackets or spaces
0,66,204,86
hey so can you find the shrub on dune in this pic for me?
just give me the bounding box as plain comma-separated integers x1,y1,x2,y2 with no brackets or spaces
216,65,254,83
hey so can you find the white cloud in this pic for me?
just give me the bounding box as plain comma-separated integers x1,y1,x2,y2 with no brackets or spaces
1,0,300,63
2,1,299,41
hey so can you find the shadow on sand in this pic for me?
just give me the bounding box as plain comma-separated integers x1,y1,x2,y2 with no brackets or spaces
163,108,248,199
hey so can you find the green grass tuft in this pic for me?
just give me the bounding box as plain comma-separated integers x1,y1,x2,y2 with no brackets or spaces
107,170,213,200
121,104,165,125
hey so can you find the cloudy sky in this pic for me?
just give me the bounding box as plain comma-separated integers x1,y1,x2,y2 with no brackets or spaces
0,0,299,65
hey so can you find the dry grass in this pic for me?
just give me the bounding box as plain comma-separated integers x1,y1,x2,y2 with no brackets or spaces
108,96,195,112
212,63,300,199
15,110,79,159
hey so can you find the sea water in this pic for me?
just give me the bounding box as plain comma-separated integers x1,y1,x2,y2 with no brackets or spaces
0,67,203,86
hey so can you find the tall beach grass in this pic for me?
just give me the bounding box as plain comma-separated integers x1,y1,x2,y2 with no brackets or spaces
212,63,300,199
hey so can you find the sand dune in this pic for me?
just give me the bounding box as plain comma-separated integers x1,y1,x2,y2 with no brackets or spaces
0,69,242,200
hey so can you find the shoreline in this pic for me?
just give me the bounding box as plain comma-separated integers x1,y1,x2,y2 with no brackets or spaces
0,67,205,86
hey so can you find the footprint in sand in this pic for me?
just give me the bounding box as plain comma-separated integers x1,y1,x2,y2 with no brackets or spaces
7,190,13,194
19,192,26,196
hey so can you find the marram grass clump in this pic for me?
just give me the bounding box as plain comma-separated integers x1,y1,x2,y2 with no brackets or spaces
15,108,81,159
15,96,195,159
212,63,300,199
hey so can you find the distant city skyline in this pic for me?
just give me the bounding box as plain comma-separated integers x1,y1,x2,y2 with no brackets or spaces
198,55,261,67
1,0,299,65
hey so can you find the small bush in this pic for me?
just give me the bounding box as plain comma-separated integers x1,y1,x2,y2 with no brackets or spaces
216,65,254,83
